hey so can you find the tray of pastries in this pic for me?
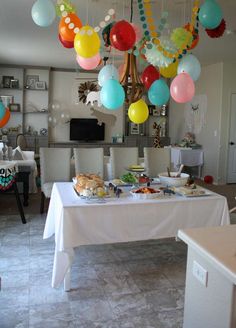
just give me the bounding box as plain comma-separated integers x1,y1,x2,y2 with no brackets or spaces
73,173,108,198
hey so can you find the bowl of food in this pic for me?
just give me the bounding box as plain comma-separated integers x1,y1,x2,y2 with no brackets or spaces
130,187,162,199
158,172,189,187
120,172,138,184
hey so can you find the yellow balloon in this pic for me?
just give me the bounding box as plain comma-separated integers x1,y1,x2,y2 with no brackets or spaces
128,99,149,124
160,61,178,78
74,25,100,58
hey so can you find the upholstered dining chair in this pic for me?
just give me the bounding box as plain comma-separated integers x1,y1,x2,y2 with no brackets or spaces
73,148,104,178
143,147,171,177
40,147,71,213
110,147,139,179
16,134,27,150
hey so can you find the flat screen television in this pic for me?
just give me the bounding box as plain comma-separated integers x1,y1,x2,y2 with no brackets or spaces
70,118,105,141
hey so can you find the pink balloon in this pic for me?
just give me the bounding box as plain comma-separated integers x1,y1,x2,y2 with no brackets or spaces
76,53,101,70
170,72,195,103
131,23,143,43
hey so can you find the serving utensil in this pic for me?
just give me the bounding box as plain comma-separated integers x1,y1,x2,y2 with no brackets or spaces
176,164,184,177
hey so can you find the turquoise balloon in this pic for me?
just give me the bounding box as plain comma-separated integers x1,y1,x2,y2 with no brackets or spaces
199,0,222,29
0,102,6,120
100,79,125,110
31,0,56,27
178,54,201,81
98,65,119,87
148,79,170,106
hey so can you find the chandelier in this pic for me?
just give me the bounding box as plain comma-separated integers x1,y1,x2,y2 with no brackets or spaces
119,52,144,105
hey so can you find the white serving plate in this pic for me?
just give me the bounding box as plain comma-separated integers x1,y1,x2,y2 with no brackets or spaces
173,186,212,197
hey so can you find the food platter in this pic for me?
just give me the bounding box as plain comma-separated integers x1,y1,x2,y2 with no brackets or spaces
173,186,212,197
72,174,108,199
130,187,162,199
126,165,146,173
73,185,110,200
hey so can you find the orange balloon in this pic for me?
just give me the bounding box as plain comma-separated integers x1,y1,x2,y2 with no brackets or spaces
0,107,10,128
59,13,82,42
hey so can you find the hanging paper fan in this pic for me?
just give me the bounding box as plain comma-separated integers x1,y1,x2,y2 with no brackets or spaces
205,19,226,38
171,27,193,50
78,82,98,103
145,38,176,68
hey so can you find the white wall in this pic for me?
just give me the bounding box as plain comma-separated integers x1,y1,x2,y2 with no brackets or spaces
169,63,224,183
50,71,124,143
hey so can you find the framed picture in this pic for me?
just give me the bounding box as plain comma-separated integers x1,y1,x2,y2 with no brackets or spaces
130,122,140,135
25,75,39,89
2,76,14,88
148,105,155,115
35,81,46,90
9,103,20,112
10,79,19,89
0,95,14,107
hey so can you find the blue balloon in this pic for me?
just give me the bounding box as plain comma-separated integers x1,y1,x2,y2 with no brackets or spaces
178,54,201,81
98,65,119,87
100,79,125,110
199,0,222,29
31,0,56,27
0,102,6,120
148,79,170,106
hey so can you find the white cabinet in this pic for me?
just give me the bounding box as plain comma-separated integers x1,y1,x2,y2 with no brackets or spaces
0,65,50,142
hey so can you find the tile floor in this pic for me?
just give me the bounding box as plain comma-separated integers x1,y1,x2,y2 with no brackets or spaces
0,214,187,328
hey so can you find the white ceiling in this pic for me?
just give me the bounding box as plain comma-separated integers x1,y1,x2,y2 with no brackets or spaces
0,0,235,69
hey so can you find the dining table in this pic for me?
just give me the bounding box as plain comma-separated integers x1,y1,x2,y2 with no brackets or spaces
43,182,230,291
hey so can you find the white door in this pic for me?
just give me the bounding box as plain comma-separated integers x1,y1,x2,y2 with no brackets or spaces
227,93,236,183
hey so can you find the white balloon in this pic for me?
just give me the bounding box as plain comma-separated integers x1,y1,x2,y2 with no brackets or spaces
177,54,201,81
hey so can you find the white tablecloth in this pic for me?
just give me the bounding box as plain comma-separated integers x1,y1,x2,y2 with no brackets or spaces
43,182,230,289
0,160,18,174
171,148,204,168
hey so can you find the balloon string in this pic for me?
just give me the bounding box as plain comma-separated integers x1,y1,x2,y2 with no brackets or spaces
130,0,133,23
86,0,89,25
123,0,125,19
183,0,186,27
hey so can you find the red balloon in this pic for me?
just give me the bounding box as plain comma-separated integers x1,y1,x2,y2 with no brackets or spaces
141,65,160,90
110,20,136,51
204,175,214,184
58,34,74,48
0,107,10,128
205,19,226,38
